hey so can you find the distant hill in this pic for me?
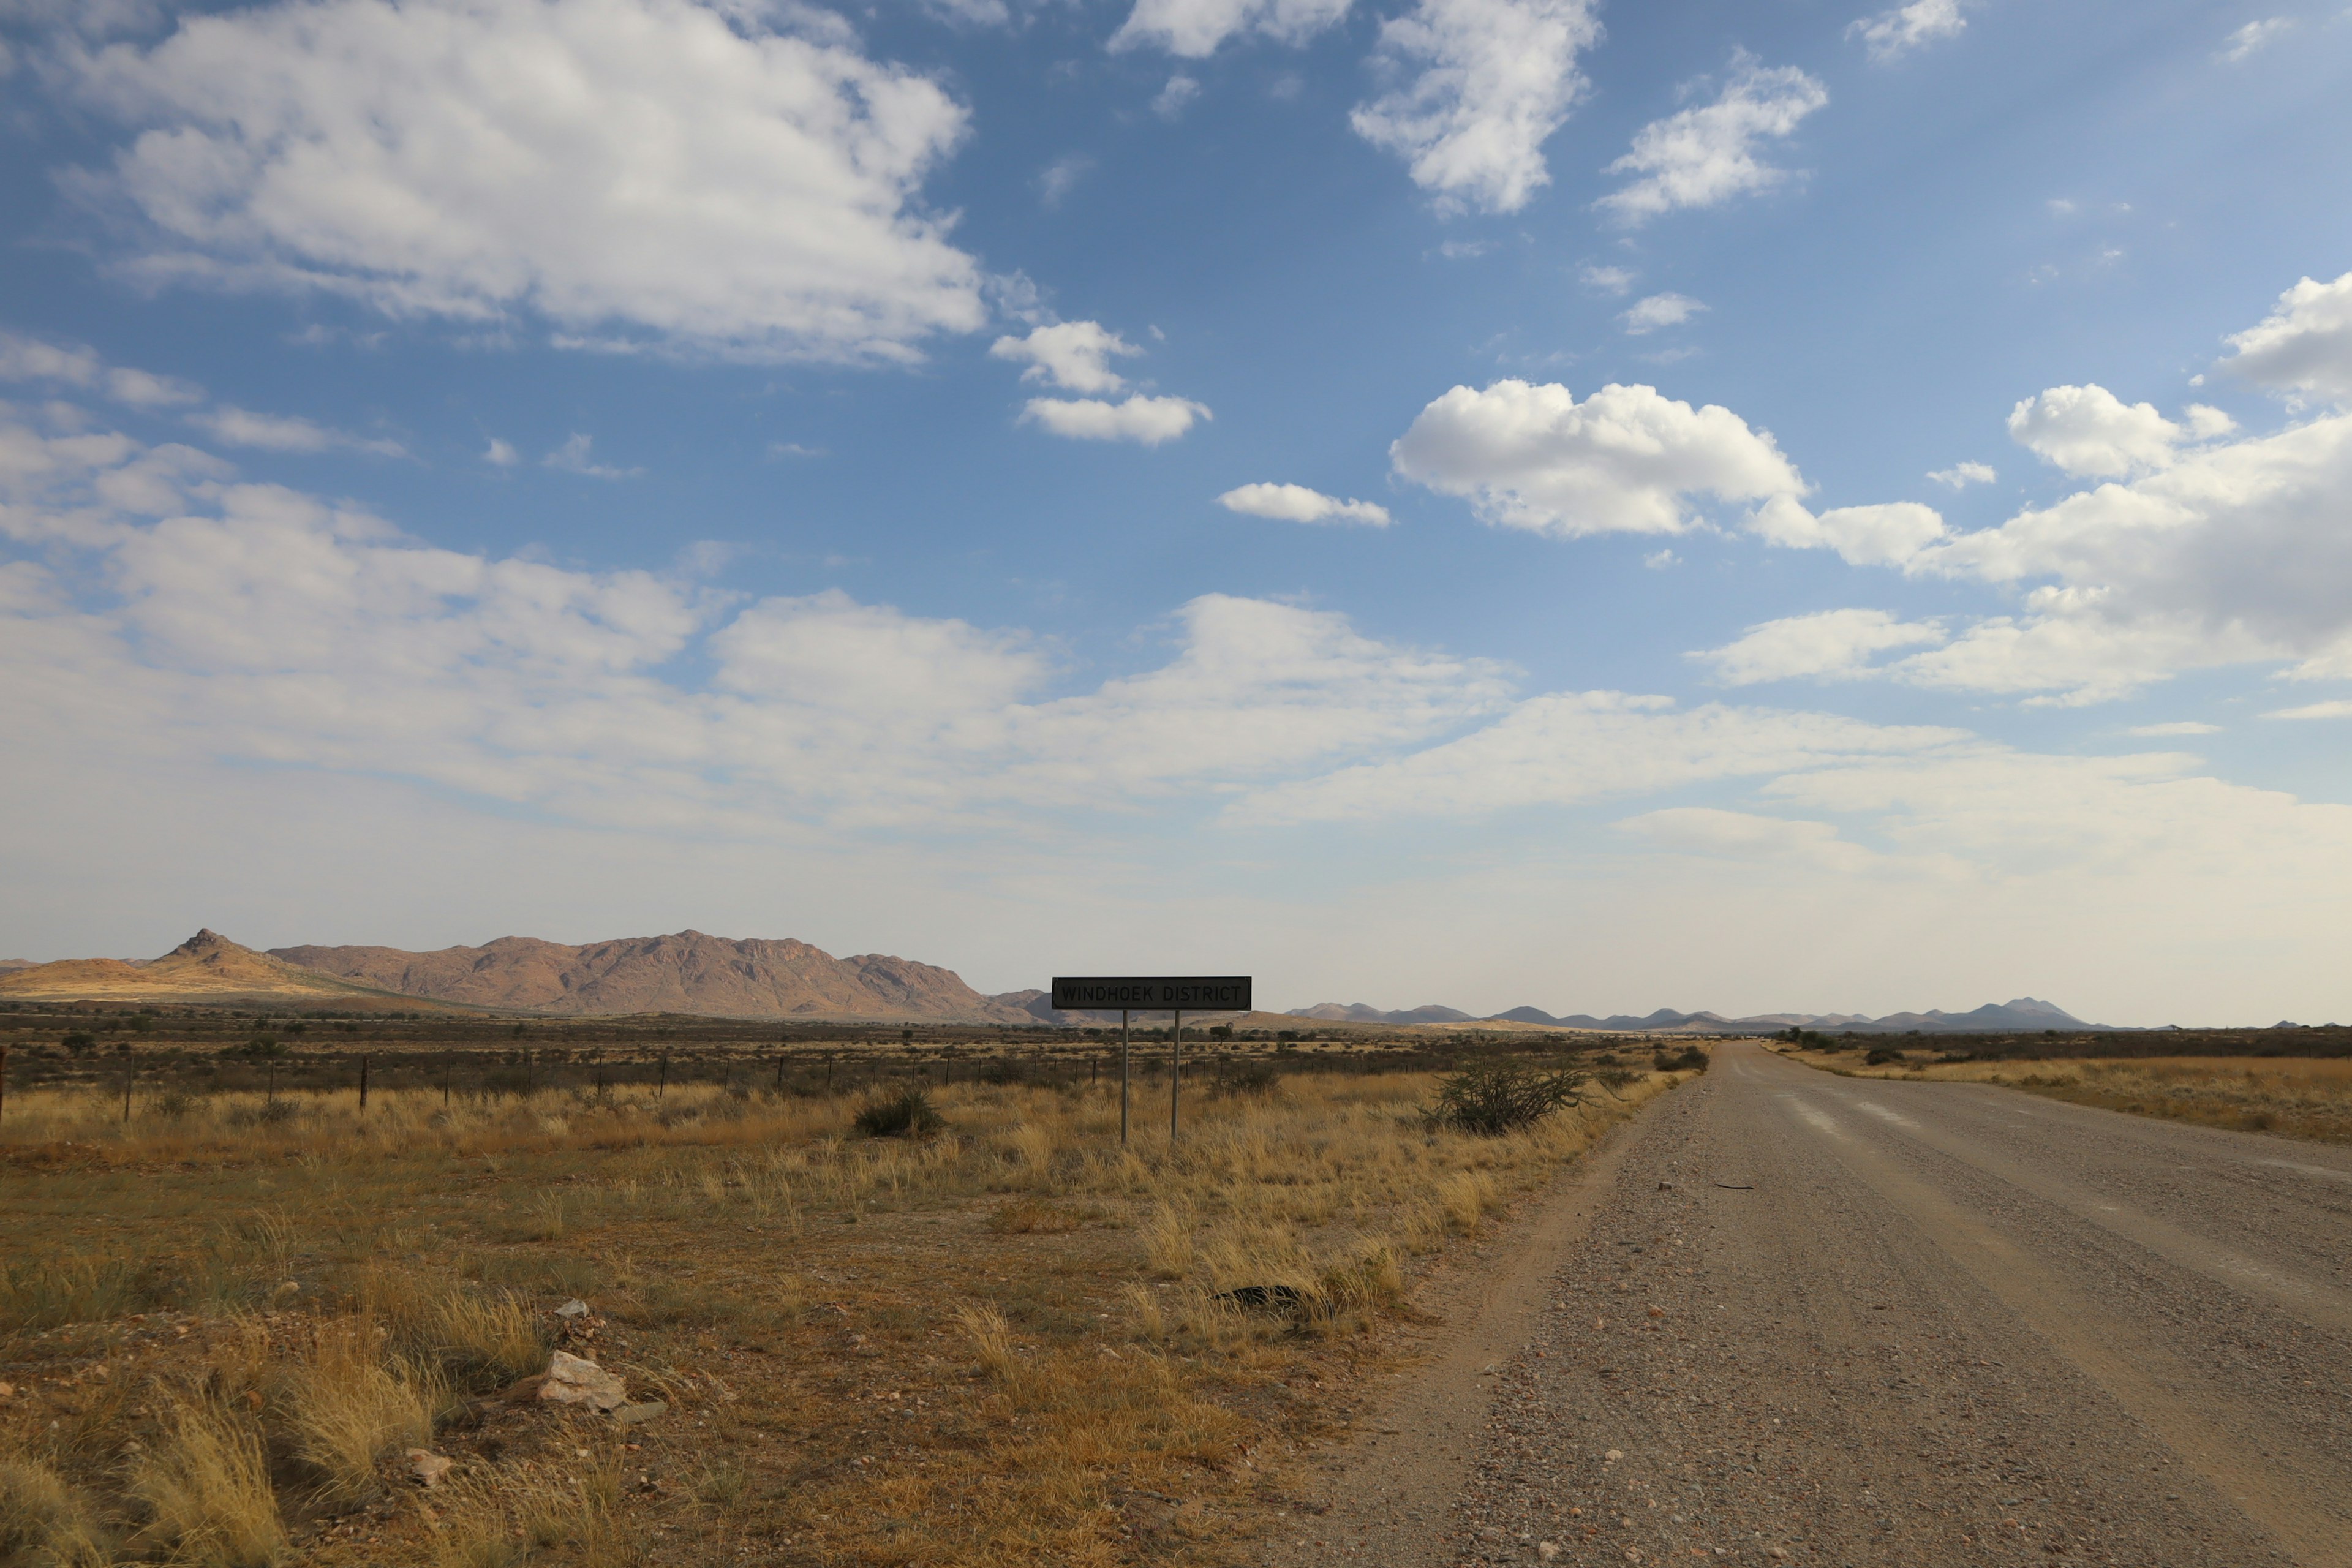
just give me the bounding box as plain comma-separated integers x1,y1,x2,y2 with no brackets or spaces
0,930,423,1007
276,930,1034,1023
1283,996,2114,1035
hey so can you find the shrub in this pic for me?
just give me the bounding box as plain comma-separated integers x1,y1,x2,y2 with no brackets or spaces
1864,1047,1904,1066
61,1031,96,1055
1425,1061,1585,1135
1218,1060,1281,1096
853,1088,943,1139
1652,1046,1709,1073
129,1398,285,1568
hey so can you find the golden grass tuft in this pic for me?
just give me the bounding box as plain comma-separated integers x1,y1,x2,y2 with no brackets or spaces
129,1398,285,1568
0,1455,109,1568
282,1316,442,1507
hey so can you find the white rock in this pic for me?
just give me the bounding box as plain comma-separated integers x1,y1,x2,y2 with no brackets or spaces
407,1449,454,1487
540,1350,628,1411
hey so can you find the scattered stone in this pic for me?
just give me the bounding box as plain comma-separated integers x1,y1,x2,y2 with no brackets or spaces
1648,1306,1666,1319
614,1400,668,1427
539,1351,628,1411
406,1449,454,1488
1604,1449,1624,1461
556,1299,591,1318
1538,1542,1561,1561
1657,1181,1673,1191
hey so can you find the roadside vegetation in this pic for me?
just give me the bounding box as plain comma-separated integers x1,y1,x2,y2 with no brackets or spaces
1777,1045,2352,1143
0,1046,1692,1567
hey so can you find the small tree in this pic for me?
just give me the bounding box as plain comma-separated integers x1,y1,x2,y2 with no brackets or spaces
854,1088,944,1139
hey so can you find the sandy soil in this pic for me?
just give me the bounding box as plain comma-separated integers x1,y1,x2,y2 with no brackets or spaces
1265,1041,2352,1567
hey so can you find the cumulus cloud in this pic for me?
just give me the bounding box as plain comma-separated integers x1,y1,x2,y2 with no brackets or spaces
1020,394,1209,445
2005,385,2229,478
2219,270,2352,405
484,438,519,467
1694,608,1948,685
1747,496,1947,567
1847,0,1966,64
1927,460,1996,489
2264,699,2352,720
1110,0,1354,57
64,0,984,362
990,322,1140,394
1390,379,1803,537
1351,0,1605,214
1579,263,1636,295
1621,293,1705,335
1595,55,1827,225
1217,483,1393,526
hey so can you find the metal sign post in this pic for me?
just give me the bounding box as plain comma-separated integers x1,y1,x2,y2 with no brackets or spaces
1051,979,1251,1145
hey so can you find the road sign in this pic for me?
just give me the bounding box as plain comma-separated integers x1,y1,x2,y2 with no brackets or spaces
1050,977,1251,1011
1052,978,1252,1146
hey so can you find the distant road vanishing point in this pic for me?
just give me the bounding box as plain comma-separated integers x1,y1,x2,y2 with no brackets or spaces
1276,1041,2352,1568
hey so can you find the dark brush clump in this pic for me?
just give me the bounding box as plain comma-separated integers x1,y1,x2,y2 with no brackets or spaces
853,1087,944,1139
1426,1060,1586,1136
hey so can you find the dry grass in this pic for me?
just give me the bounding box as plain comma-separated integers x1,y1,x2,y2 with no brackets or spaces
128,1398,285,1567
0,1059,1689,1566
1783,1049,2352,1142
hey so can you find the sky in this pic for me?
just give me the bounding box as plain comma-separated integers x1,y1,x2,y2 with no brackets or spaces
2,0,2350,1025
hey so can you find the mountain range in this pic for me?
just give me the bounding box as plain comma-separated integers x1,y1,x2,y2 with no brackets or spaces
0,929,1032,1023
1284,997,2108,1034
0,929,2112,1033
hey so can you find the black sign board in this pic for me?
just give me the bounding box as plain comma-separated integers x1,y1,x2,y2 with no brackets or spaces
1051,976,1252,1011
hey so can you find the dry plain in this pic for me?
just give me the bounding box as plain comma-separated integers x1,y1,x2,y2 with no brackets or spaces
0,1016,1686,1567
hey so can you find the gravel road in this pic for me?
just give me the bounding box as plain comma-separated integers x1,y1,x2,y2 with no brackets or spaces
1270,1042,2352,1568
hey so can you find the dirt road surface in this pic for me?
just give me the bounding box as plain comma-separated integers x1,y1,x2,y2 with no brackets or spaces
1268,1041,2352,1568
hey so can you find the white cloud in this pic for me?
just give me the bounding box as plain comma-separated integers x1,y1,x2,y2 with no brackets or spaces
1595,55,1828,225
1620,292,1705,335
191,406,405,457
990,322,1140,394
1616,807,1885,874
1643,548,1679,569
2127,721,2220,736
1037,154,1094,208
2264,699,2352,720
0,406,1517,834
67,0,983,362
1695,608,1948,685
2005,384,2220,478
2218,18,2291,61
1926,460,1996,489
1217,483,1393,526
1153,73,1202,118
484,438,519,467
1351,0,1605,215
0,330,202,407
1390,379,1804,537
1847,0,1966,64
1579,263,1636,295
1020,394,1209,445
1747,496,1948,567
544,433,642,478
1231,690,1969,825
1860,407,2352,701
1110,0,1354,58
2219,270,2352,405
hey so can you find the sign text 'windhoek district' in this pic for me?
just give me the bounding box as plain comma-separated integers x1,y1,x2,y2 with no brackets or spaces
1050,977,1253,1011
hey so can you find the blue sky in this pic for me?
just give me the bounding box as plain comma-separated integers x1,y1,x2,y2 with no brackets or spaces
3,0,2350,1023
